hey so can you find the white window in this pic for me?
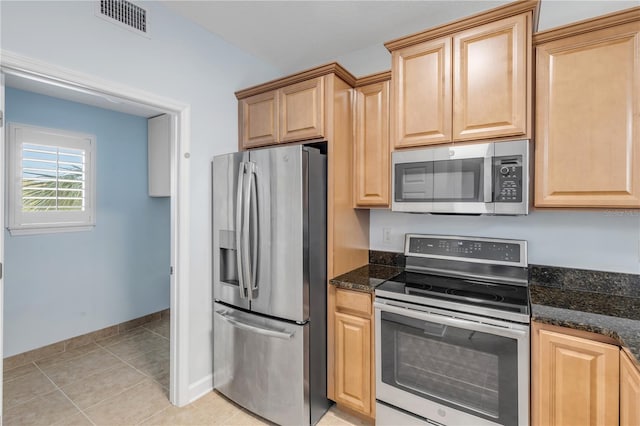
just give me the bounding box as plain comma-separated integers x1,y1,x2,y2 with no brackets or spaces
7,123,96,235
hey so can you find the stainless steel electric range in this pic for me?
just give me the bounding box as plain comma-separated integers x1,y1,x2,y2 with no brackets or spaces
375,234,530,426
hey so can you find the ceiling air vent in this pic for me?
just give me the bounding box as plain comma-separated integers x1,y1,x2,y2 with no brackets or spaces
96,0,149,37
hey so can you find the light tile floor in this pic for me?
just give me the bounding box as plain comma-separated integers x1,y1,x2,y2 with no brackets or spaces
3,316,366,426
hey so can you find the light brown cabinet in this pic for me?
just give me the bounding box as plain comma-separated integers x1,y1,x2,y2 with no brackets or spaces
391,38,451,147
239,90,279,148
534,11,640,208
453,14,528,141
386,1,536,149
620,349,640,426
279,77,324,143
354,73,391,207
238,76,325,149
328,286,374,420
532,322,620,426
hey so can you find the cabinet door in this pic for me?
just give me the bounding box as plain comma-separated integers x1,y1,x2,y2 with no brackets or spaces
355,81,390,207
391,38,451,148
536,22,640,207
453,14,528,141
533,328,619,426
334,311,371,415
279,77,325,143
620,350,640,426
239,90,278,149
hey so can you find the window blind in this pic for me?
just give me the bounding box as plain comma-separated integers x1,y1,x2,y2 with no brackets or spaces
21,143,86,212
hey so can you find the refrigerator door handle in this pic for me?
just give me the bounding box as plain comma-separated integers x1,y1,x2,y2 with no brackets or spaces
249,164,259,292
215,309,294,340
235,162,247,299
242,162,253,300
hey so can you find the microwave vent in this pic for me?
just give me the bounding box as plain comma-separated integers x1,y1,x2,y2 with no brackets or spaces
96,0,148,36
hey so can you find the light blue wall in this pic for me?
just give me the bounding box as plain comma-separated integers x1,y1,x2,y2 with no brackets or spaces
4,87,170,357
1,1,281,389
371,210,640,274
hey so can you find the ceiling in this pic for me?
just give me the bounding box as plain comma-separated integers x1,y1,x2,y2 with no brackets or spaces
7,0,637,116
161,1,511,73
161,0,640,75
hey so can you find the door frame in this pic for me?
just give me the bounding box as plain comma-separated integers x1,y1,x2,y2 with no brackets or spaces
0,50,192,407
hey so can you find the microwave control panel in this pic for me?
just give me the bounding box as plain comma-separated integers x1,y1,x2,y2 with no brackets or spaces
494,155,523,202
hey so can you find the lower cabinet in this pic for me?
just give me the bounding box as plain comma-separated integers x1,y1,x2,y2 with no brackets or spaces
620,349,640,426
328,286,375,419
532,322,640,426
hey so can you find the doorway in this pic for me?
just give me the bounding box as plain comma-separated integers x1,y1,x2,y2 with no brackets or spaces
0,51,191,414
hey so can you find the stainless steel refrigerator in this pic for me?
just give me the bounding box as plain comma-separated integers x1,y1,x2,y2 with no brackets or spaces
212,144,329,426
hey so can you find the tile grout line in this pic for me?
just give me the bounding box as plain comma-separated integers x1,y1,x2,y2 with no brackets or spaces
94,336,171,400
32,361,97,426
140,324,170,341
33,345,157,423
2,362,43,413
135,403,173,426
5,321,171,425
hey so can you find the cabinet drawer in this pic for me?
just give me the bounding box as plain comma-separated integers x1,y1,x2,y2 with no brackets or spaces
335,288,372,317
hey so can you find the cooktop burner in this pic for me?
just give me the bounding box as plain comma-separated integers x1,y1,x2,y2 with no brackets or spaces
446,288,503,302
377,271,528,314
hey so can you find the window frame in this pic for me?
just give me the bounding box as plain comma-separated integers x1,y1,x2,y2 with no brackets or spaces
7,123,96,236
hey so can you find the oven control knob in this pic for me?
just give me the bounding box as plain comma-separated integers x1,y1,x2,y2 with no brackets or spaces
500,166,510,175
438,408,446,418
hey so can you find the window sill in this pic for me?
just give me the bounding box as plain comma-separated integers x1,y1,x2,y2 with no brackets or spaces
8,225,95,236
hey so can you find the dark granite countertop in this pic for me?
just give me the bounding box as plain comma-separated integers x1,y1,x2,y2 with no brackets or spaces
329,264,403,293
530,285,640,366
333,253,640,366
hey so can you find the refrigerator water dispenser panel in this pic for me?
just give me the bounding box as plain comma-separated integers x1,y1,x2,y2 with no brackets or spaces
219,229,238,285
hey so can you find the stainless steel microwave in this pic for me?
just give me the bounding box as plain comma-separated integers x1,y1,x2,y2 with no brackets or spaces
392,139,530,215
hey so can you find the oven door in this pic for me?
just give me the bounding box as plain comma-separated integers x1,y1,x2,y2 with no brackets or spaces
392,143,494,214
374,299,529,426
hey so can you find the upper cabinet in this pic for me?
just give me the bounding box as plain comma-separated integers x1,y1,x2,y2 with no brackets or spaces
386,1,537,149
237,73,331,149
279,77,325,143
239,90,279,148
534,9,640,208
453,15,528,140
354,72,391,207
391,39,452,147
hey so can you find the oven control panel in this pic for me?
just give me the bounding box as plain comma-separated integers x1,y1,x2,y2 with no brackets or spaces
406,235,526,265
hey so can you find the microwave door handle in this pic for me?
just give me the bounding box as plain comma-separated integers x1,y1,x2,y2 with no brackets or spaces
235,163,247,299
483,156,493,203
242,162,253,300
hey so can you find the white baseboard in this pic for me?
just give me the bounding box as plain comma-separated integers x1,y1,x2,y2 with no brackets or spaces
188,374,214,404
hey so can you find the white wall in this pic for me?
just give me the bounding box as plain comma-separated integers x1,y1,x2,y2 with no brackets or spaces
338,0,640,274
1,0,280,399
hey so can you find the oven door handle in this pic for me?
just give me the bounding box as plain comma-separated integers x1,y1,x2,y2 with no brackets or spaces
374,301,529,340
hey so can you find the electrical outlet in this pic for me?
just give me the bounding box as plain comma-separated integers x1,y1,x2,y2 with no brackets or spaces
383,228,392,244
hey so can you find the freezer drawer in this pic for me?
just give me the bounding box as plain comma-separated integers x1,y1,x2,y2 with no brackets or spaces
213,302,309,426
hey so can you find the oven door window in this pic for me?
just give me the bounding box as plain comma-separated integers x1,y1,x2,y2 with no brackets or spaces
395,158,484,202
380,311,518,425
